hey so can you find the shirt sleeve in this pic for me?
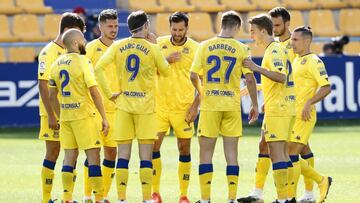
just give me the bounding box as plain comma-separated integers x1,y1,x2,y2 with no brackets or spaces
309,58,330,87
38,50,55,81
153,44,170,77
242,45,253,75
85,43,95,64
94,43,117,98
48,62,57,88
83,58,97,88
190,43,203,74
267,47,287,75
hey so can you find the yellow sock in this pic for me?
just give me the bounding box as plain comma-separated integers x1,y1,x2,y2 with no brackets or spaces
116,158,129,200
61,166,74,201
287,161,295,199
290,155,301,197
178,155,191,197
226,165,239,200
152,151,162,194
199,164,213,200
41,160,56,203
83,160,92,197
301,153,315,191
300,159,322,184
255,154,271,189
70,169,77,194
140,160,153,201
102,159,116,198
272,162,288,200
89,165,104,201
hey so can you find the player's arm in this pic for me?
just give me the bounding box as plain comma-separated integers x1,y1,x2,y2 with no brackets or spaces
244,73,259,124
89,86,109,136
243,57,286,83
94,44,119,100
154,45,171,77
38,54,58,129
302,60,331,121
48,77,60,130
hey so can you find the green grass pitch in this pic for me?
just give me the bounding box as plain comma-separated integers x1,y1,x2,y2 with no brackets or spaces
0,125,359,202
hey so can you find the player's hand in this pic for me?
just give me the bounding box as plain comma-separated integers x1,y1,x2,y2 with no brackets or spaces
302,101,312,121
243,58,257,71
166,52,181,63
48,114,59,130
185,102,199,125
248,105,259,125
146,32,157,43
102,119,110,136
110,92,121,103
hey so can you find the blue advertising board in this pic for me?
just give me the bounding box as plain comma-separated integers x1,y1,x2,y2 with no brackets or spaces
0,56,359,127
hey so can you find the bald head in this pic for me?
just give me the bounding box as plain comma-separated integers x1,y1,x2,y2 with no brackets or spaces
61,28,86,54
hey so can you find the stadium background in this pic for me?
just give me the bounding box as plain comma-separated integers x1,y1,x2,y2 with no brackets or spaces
0,0,359,202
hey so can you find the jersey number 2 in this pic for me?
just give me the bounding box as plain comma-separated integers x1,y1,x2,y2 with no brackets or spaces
60,70,70,96
286,60,294,87
207,55,236,84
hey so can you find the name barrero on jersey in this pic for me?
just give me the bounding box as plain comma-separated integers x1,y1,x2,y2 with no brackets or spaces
119,43,150,55
61,103,80,109
123,91,146,98
206,89,234,97
208,43,236,53
57,59,72,66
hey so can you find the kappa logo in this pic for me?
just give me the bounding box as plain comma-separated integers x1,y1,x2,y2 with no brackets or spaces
142,182,148,185
295,135,301,140
162,45,168,49
229,181,236,185
111,173,115,179
45,178,53,184
120,182,126,186
43,133,49,138
96,48,102,52
183,174,190,180
95,140,101,145
206,181,211,184
269,134,276,138
301,58,307,65
183,47,189,54
184,127,192,132
272,49,278,54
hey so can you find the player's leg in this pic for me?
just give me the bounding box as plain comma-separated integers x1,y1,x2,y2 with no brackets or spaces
76,116,104,202
288,118,332,203
39,116,60,203
152,131,165,200
136,113,157,203
171,112,194,202
114,110,135,202
152,110,169,201
62,148,79,202
196,111,221,203
101,111,117,202
223,136,239,203
298,144,315,203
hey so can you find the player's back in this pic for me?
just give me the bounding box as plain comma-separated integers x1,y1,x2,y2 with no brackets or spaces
38,41,66,117
109,37,170,114
50,53,96,121
261,41,289,116
192,37,251,111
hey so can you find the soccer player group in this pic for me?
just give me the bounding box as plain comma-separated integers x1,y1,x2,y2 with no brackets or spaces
37,6,332,203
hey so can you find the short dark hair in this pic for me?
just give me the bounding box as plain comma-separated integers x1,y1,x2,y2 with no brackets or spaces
127,10,148,33
60,12,85,34
169,12,189,27
269,7,291,22
293,26,313,38
221,11,242,29
98,9,118,23
248,14,273,35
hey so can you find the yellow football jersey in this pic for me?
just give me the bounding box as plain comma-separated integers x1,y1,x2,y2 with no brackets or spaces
191,37,252,111
156,36,199,112
293,53,330,119
49,53,97,121
95,37,170,114
261,41,289,117
276,37,296,116
86,38,119,113
38,41,66,116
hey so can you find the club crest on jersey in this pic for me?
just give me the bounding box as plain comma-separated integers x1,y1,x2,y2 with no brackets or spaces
162,45,168,49
301,58,307,65
182,47,189,54
286,43,292,49
53,131,59,138
39,61,46,75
